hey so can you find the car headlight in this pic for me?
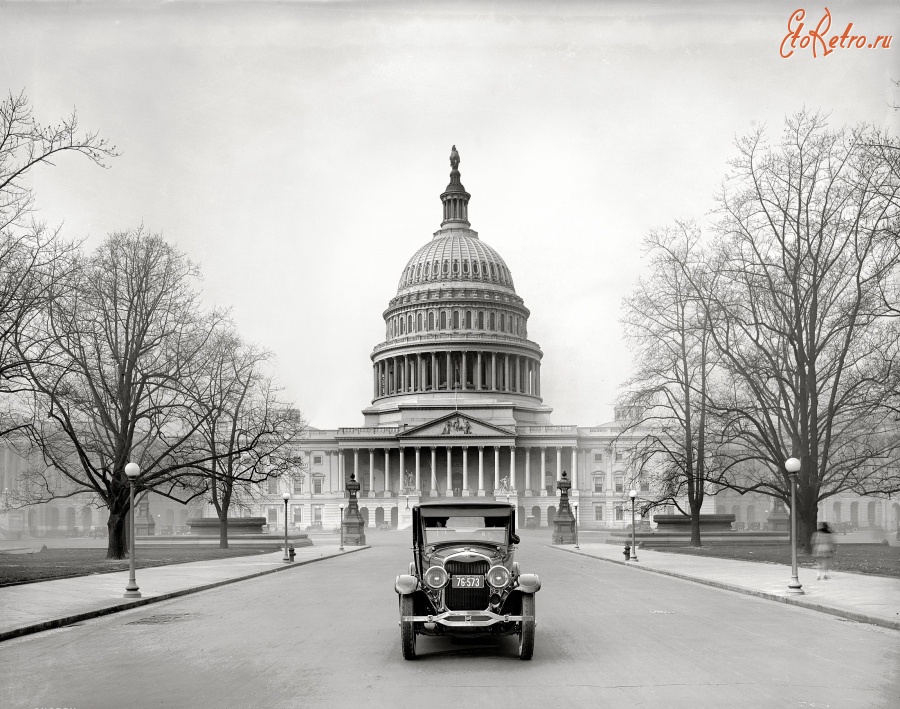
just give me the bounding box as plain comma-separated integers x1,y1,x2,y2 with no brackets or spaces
424,566,449,589
487,565,511,589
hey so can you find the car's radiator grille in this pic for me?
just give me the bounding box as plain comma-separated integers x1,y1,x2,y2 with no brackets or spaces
444,559,490,611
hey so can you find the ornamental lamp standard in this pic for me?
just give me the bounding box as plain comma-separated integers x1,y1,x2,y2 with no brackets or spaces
404,493,409,510
282,492,291,562
574,504,580,550
123,462,141,598
784,457,804,594
629,489,639,562
339,505,345,551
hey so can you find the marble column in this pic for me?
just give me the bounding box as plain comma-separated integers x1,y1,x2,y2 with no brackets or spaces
571,447,578,490
430,447,438,496
540,447,547,496
476,352,482,389
461,352,468,390
462,447,469,496
415,447,421,493
478,446,485,496
446,447,453,496
399,447,406,491
353,449,359,490
494,447,500,492
556,447,562,481
368,449,375,498
384,449,390,496
509,447,516,491
446,351,452,390
524,446,532,494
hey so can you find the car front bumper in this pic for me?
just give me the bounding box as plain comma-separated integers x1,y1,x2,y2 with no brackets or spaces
401,609,528,628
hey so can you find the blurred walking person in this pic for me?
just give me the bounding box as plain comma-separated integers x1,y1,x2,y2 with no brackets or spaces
813,522,836,580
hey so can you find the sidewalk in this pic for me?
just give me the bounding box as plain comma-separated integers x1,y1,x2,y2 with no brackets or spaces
0,544,368,642
554,543,900,631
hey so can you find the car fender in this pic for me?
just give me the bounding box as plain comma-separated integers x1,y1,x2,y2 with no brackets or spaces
515,573,541,593
395,574,418,595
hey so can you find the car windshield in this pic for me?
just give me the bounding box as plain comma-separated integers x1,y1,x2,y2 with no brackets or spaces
422,515,509,545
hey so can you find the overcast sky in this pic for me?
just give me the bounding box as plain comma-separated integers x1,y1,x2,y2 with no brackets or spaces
1,0,898,430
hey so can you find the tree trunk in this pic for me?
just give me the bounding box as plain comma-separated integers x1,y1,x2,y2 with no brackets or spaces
219,516,229,549
689,515,701,547
798,496,817,554
106,511,128,560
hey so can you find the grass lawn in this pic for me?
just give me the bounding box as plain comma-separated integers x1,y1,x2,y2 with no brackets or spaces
0,546,280,587
654,543,900,578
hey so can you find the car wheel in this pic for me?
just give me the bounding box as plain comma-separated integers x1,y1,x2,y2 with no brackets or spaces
400,594,417,660
518,593,535,660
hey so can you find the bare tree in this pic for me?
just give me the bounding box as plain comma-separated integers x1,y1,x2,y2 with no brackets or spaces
184,325,306,548
0,91,116,438
697,112,900,551
18,229,230,558
618,222,723,546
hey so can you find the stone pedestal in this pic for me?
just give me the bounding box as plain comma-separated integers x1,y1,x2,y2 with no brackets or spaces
552,472,576,544
765,500,790,532
134,499,156,536
342,474,367,545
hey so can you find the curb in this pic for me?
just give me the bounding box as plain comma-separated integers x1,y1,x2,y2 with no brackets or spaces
553,546,900,632
0,545,370,643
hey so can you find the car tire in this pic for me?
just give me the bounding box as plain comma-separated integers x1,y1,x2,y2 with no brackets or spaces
518,593,535,660
400,594,417,660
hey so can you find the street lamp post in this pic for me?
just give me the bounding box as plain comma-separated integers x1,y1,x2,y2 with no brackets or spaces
282,492,291,562
629,489,639,562
785,457,804,594
574,504,579,550
404,494,409,509
339,505,345,551
123,462,141,598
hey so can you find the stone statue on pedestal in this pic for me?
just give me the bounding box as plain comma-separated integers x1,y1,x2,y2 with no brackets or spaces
552,471,576,544
343,473,367,545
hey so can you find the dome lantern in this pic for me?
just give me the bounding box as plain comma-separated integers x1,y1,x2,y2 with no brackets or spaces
440,145,471,228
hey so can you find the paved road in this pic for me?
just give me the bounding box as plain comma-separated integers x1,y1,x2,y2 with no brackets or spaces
1,531,897,709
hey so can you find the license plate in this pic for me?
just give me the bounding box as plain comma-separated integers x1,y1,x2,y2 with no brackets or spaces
452,575,483,588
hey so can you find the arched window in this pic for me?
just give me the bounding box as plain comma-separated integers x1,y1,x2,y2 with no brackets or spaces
478,311,485,329
400,318,405,335
462,260,469,275
440,311,447,329
490,312,496,330
452,259,460,275
473,261,479,275
500,313,506,332
417,313,422,331
442,261,449,275
465,311,472,329
452,311,459,329
428,311,435,330
407,314,412,333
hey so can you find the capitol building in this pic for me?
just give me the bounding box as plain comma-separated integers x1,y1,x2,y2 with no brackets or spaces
272,148,651,532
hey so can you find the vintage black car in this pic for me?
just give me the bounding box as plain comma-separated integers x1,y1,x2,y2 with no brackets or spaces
394,500,541,660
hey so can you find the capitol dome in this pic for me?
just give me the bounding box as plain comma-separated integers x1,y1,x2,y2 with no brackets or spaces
397,232,515,293
368,146,544,413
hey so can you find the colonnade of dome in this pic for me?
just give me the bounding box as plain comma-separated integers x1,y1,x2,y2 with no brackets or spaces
372,350,541,398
